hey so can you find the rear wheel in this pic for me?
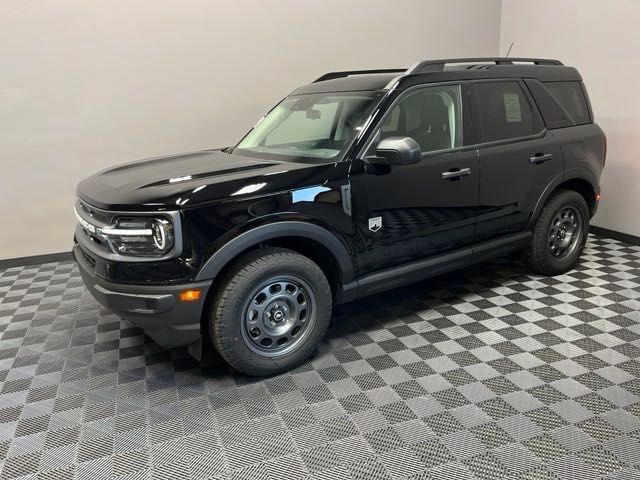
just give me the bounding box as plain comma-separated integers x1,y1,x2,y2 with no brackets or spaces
209,248,332,376
526,189,589,275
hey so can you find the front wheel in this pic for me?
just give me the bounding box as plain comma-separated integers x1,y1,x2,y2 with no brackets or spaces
209,248,332,376
526,189,590,275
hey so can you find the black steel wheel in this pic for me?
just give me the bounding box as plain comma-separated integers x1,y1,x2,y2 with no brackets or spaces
209,248,332,376
548,206,584,259
526,189,590,276
241,275,316,357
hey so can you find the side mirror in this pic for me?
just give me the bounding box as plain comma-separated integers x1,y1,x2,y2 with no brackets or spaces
368,137,421,166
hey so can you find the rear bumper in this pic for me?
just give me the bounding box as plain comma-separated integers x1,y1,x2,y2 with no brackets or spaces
73,244,212,348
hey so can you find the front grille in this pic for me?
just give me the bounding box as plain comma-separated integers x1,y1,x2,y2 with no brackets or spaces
75,199,113,257
77,199,110,225
78,244,96,269
87,231,110,250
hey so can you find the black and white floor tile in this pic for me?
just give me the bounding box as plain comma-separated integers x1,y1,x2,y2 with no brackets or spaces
1,234,639,479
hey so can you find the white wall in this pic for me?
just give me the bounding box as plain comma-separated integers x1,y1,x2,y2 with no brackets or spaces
0,0,502,259
500,0,640,236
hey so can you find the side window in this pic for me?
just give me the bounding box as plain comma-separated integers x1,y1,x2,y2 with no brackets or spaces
334,96,378,141
544,81,591,125
370,84,463,154
474,81,540,142
380,106,400,134
524,79,573,129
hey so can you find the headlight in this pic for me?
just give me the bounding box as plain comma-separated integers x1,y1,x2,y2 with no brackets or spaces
100,217,174,257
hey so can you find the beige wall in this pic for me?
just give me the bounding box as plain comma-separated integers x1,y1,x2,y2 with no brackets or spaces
0,0,502,259
5,1,636,259
500,0,640,236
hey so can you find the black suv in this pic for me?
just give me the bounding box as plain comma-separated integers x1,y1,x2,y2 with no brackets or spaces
74,57,606,376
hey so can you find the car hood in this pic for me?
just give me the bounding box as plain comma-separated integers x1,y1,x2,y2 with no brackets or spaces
76,149,332,211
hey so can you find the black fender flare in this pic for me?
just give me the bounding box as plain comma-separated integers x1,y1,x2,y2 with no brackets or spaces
194,221,355,282
528,167,599,228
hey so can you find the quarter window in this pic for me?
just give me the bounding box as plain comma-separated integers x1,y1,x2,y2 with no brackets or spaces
524,79,572,129
544,82,590,125
369,84,463,154
474,81,540,142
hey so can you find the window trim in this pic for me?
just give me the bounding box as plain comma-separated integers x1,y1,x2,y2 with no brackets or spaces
357,81,470,160
355,79,552,160
579,82,594,124
468,78,547,147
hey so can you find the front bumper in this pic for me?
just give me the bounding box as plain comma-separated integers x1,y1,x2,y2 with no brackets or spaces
73,244,212,348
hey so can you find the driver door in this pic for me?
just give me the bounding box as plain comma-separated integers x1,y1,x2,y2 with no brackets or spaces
349,83,480,275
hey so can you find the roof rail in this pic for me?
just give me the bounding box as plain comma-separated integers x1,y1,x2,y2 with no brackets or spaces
313,68,405,83
407,57,563,74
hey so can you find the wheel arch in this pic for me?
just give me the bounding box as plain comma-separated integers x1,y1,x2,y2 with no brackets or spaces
558,177,597,213
529,169,599,227
194,221,355,289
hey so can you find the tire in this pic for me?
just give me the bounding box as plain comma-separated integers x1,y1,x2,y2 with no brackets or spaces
526,189,590,275
208,247,332,376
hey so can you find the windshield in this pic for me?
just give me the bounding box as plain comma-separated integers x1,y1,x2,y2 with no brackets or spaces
233,91,384,162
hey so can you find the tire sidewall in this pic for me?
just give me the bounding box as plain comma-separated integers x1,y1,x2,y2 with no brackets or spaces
213,252,332,375
537,191,590,273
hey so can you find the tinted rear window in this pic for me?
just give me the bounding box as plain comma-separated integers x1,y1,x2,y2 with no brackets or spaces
544,81,591,125
473,81,541,142
524,79,573,129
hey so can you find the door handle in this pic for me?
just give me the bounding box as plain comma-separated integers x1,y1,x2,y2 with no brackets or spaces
529,153,553,164
441,168,471,180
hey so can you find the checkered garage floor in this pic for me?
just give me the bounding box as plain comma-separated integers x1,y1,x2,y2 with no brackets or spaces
1,235,640,480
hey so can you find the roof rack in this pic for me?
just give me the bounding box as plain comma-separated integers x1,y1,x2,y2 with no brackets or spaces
313,68,405,83
312,58,563,84
407,57,563,74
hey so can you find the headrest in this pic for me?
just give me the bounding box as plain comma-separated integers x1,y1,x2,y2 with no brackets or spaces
420,94,449,131
422,94,447,113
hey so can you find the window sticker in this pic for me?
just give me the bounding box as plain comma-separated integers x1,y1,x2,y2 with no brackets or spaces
503,93,522,123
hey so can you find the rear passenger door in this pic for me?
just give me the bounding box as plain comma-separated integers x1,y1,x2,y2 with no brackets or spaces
471,80,563,241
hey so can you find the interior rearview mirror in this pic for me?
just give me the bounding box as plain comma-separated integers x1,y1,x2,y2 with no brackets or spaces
367,137,421,166
306,109,321,120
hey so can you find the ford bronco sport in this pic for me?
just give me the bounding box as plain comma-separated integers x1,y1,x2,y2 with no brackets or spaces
73,57,606,376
